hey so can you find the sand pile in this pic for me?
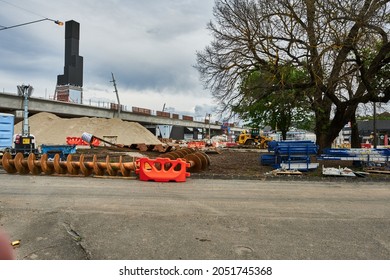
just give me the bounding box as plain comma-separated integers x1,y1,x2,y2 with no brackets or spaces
14,112,162,146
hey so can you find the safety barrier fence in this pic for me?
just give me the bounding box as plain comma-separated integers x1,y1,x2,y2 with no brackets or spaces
260,141,319,171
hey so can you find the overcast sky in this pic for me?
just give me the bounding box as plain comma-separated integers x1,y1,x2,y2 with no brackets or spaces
0,0,219,120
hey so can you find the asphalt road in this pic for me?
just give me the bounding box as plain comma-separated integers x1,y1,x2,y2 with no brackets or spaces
0,173,389,260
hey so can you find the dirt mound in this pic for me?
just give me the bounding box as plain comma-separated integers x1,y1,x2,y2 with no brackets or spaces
14,112,162,146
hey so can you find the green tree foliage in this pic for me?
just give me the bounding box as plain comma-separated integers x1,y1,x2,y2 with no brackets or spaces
233,66,314,139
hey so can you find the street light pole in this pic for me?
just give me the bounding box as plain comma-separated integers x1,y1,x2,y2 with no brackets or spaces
373,101,377,148
0,18,63,31
208,114,211,139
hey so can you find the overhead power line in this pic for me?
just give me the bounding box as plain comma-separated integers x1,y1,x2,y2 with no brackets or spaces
0,0,47,19
0,0,63,31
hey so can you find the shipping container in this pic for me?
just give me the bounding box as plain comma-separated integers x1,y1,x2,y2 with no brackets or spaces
0,113,14,150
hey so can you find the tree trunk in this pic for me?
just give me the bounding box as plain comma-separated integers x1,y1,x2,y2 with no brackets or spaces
315,115,333,152
314,97,333,151
314,105,346,151
281,130,287,140
315,103,359,151
350,113,360,148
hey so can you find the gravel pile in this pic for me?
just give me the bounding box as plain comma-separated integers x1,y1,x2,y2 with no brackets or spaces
14,112,162,146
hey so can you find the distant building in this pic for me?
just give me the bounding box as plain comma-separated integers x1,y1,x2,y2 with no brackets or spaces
357,119,390,147
334,115,390,148
55,20,83,104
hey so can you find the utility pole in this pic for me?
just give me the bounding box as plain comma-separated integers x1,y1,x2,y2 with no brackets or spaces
207,113,211,139
373,101,377,148
110,72,121,117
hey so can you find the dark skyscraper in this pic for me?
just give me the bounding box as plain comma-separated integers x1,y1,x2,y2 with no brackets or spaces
57,20,83,87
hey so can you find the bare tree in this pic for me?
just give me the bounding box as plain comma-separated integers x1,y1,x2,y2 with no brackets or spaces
196,0,390,149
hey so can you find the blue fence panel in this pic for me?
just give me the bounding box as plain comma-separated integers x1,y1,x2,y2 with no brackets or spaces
261,141,319,171
41,144,76,160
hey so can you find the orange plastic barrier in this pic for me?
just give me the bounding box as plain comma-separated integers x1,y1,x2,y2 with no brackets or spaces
135,157,190,182
66,137,100,146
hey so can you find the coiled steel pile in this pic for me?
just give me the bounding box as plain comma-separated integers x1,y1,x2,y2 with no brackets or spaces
160,148,210,172
1,148,210,178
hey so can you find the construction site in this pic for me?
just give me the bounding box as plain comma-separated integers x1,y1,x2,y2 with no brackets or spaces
0,74,389,264
1,6,390,272
1,111,389,181
1,111,390,263
1,80,389,265
1,18,388,181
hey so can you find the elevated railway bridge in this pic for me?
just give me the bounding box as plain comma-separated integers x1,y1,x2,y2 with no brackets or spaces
0,92,243,140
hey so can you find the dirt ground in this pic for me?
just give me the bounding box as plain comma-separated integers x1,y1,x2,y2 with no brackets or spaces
2,142,388,180
202,148,272,178
77,146,389,180
71,147,271,178
194,148,356,179
154,147,388,180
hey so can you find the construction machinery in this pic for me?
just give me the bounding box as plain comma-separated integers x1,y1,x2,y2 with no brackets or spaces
14,85,39,156
236,128,272,149
0,85,39,157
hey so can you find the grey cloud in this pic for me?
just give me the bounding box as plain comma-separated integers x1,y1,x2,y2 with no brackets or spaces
0,0,214,114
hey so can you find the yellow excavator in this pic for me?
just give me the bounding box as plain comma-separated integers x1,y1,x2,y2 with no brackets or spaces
236,128,272,149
